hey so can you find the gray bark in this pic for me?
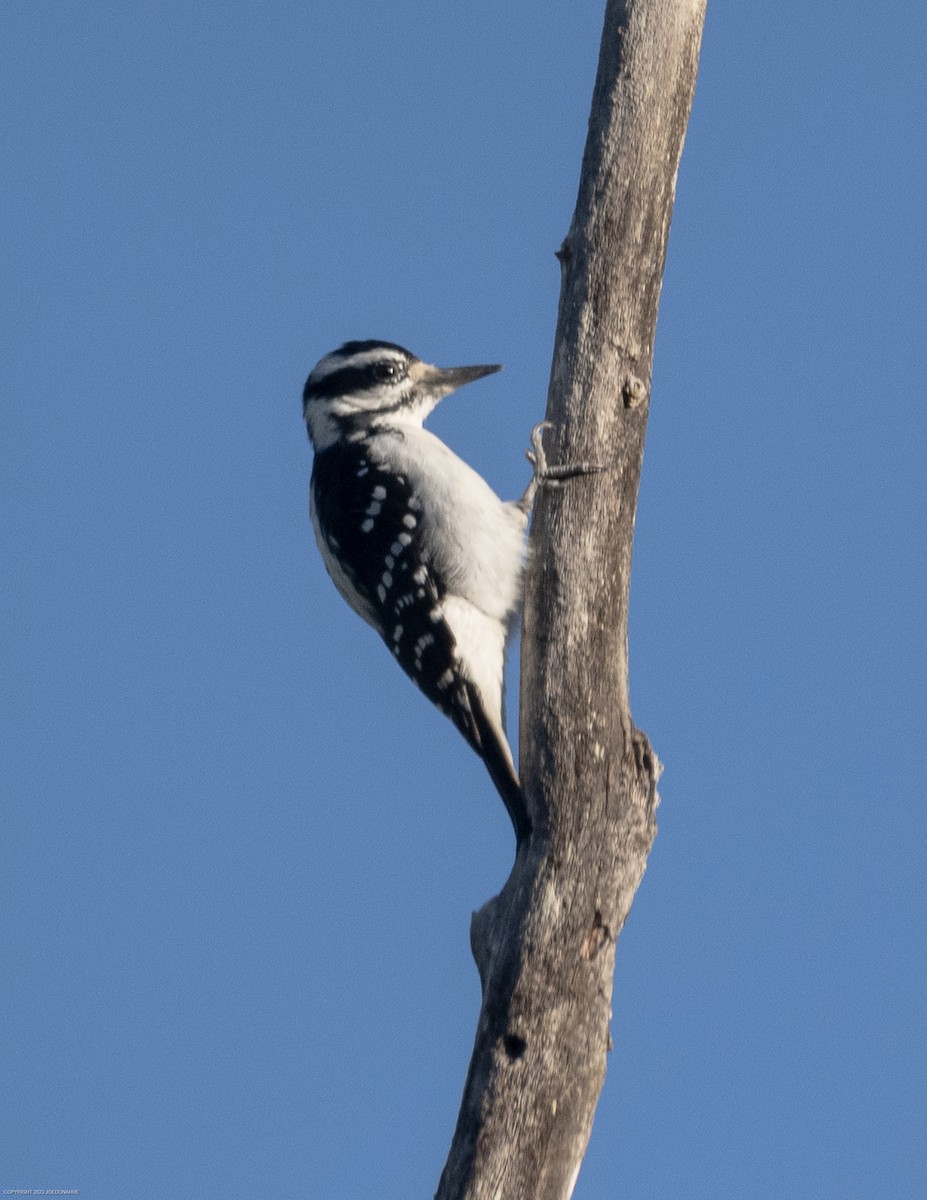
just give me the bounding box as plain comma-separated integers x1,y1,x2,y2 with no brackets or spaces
436,2,706,1198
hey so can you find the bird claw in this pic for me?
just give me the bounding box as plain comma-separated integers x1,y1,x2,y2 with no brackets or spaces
518,422,606,513
525,421,606,487
525,421,554,475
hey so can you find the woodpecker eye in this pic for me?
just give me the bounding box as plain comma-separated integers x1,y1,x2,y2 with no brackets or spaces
370,362,399,383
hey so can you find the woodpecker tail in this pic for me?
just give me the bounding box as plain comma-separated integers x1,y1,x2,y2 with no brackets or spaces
463,682,531,845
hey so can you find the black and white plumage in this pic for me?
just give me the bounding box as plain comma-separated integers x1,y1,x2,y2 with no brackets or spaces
302,340,541,843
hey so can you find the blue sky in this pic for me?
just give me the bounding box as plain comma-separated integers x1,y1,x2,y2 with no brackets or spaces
4,3,925,1197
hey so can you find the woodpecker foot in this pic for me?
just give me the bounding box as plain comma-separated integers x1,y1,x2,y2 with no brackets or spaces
518,422,605,511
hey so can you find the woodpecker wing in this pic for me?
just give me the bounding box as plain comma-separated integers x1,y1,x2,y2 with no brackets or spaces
311,438,491,734
310,440,527,837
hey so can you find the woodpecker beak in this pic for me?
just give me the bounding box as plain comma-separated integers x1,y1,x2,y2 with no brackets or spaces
415,360,503,398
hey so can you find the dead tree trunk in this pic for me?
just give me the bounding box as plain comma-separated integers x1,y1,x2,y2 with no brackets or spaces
436,2,706,1198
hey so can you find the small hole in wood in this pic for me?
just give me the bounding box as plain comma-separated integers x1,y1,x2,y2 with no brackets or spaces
503,1034,527,1060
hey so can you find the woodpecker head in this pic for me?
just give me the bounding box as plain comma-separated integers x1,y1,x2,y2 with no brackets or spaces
302,340,502,450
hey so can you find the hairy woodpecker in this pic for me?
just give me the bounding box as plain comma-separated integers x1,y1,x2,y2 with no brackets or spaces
302,339,548,844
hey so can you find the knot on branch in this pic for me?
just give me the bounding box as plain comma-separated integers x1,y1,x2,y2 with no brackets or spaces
631,728,660,782
554,236,572,264
622,374,648,407
580,909,613,960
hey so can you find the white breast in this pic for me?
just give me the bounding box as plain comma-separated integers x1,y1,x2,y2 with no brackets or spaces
369,427,527,624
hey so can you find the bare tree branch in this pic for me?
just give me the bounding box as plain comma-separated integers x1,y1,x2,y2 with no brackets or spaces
436,3,706,1198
